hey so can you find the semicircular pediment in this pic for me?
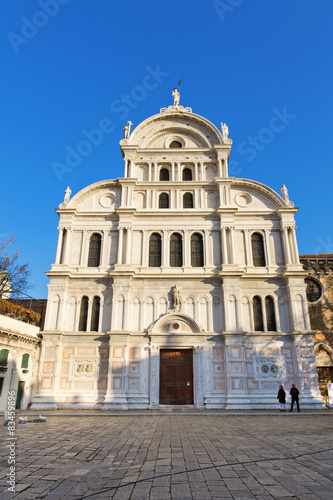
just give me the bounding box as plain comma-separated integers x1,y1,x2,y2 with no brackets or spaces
148,312,203,335
128,111,223,149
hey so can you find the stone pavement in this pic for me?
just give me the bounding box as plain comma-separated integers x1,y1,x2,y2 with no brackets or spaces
0,410,333,499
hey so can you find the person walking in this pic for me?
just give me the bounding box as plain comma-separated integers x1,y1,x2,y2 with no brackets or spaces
277,384,286,411
289,384,300,412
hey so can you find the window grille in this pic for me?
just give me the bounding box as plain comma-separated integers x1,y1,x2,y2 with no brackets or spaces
182,168,192,181
87,233,101,267
90,296,100,332
191,233,204,267
170,233,183,267
265,296,276,331
160,168,169,181
251,233,266,267
183,193,193,208
78,296,89,331
149,233,162,267
159,193,169,208
21,354,29,369
253,296,263,331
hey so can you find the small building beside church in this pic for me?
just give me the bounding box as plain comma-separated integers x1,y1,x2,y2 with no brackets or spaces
31,92,324,410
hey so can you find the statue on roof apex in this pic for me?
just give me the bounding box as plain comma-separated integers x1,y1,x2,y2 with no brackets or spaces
123,121,133,139
172,88,180,107
221,122,229,142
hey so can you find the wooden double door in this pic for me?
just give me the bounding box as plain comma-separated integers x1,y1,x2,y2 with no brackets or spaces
159,349,194,405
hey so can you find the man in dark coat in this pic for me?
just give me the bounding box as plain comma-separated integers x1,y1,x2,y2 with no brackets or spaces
289,384,300,412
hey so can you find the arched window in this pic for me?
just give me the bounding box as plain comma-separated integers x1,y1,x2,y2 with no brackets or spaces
159,193,169,208
87,233,101,267
182,168,192,181
265,296,276,331
183,193,193,208
253,296,263,331
160,168,169,181
0,349,9,367
90,296,100,332
21,354,29,369
170,233,183,267
191,233,204,267
78,296,89,331
251,233,266,267
169,141,182,149
149,233,162,267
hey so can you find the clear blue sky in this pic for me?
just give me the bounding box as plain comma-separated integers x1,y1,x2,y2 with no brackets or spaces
1,0,332,298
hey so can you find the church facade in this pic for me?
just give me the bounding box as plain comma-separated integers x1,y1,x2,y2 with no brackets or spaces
31,93,324,409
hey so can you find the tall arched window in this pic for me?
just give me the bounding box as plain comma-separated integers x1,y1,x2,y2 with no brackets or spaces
160,168,169,181
149,233,162,267
21,354,29,369
191,233,204,267
78,296,89,331
170,233,182,267
251,233,266,267
265,296,276,331
182,168,192,181
159,193,169,208
88,233,101,267
90,296,100,332
253,296,263,331
183,193,193,208
0,349,9,367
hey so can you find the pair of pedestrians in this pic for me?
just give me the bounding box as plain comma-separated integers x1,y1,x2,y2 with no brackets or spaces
277,384,300,412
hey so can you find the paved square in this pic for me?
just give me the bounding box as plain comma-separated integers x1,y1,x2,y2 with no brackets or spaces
1,412,333,499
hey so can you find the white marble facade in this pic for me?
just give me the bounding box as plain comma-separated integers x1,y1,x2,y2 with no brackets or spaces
31,97,324,409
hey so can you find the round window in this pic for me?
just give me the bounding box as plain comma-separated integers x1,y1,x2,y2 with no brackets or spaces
305,278,322,302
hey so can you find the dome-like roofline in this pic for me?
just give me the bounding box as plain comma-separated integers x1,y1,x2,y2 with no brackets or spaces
126,109,225,149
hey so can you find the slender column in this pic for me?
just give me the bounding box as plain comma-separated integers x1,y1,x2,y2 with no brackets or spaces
222,159,228,177
163,230,169,267
148,163,152,182
147,190,152,209
194,189,199,209
86,297,92,332
153,162,158,181
124,159,128,177
274,298,281,332
81,230,89,267
152,190,157,209
200,188,205,209
264,229,270,267
198,162,202,181
218,159,222,177
291,227,300,264
229,226,236,264
170,190,175,209
128,160,132,178
101,230,110,266
204,229,211,266
171,163,175,181
142,230,148,266
126,228,132,264
184,230,190,267
117,227,124,264
221,227,228,264
304,297,311,330
219,185,224,207
282,227,292,265
194,163,198,181
262,298,267,332
55,227,64,264
249,298,255,331
243,229,250,266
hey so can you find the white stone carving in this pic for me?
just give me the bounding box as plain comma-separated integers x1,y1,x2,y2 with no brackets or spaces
254,357,285,380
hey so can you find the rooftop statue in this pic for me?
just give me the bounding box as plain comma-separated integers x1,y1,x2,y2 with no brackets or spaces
280,184,294,207
123,120,133,139
172,88,180,107
64,186,71,203
221,122,229,142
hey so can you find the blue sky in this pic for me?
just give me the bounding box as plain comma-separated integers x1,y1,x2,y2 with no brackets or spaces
1,0,332,298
